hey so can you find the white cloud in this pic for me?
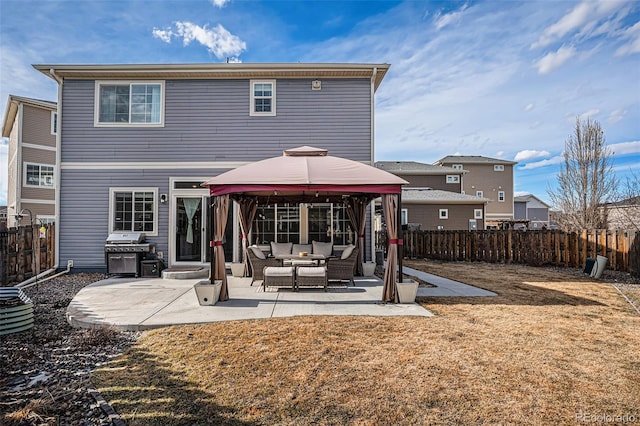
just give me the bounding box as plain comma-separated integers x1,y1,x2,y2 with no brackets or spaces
514,150,551,162
520,155,564,170
534,45,576,74
211,0,230,8
152,21,246,60
615,21,640,56
531,0,629,49
579,109,600,121
608,141,640,156
433,4,468,31
608,109,626,124
524,103,534,111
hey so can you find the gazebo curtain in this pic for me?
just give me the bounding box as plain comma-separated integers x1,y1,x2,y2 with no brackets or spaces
344,197,367,276
237,198,258,277
381,194,399,303
212,195,230,301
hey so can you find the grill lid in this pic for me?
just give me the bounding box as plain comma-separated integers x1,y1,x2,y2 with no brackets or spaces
106,232,146,244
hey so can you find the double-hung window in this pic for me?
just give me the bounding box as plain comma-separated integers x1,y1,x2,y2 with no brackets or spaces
109,188,158,235
24,163,54,188
494,164,505,172
250,80,276,116
95,81,164,126
498,191,506,202
446,175,460,184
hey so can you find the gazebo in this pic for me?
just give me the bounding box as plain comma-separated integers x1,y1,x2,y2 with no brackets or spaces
202,146,408,303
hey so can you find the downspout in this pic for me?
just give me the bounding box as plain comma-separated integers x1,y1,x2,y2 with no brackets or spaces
50,68,63,273
369,67,377,264
15,103,23,227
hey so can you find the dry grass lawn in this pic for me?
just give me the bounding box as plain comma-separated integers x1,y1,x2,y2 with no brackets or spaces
92,261,640,425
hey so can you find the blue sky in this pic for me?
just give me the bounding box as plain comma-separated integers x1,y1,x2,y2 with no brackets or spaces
1,0,638,207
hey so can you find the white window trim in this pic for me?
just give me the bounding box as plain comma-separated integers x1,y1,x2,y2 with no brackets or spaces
23,162,55,188
50,111,57,135
474,209,483,219
401,208,408,225
108,187,159,236
36,215,55,225
494,164,505,171
498,191,506,202
439,209,448,219
94,80,165,127
446,175,460,183
250,79,276,117
476,190,483,198
452,164,463,170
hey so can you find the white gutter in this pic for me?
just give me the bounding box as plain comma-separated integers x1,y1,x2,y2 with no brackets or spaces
50,68,63,271
15,103,23,228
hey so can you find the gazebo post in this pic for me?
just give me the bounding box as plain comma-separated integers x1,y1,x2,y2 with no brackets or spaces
209,197,215,284
397,191,403,283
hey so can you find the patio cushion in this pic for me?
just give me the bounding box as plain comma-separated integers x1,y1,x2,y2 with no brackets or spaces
297,266,327,277
341,244,356,260
312,241,333,257
264,266,294,277
292,244,312,255
249,245,266,260
271,242,293,257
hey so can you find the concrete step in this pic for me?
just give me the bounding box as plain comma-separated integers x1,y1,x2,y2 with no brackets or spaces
162,267,209,280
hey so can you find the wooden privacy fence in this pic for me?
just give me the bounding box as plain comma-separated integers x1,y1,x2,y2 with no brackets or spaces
0,223,56,286
376,229,639,275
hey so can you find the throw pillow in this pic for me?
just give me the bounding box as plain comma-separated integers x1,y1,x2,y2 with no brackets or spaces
341,244,355,260
312,240,333,257
292,244,312,254
249,245,266,260
271,241,293,257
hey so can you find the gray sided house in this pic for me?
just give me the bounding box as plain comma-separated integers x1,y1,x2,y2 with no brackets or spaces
375,161,487,230
435,155,517,228
514,194,550,229
34,63,389,272
2,95,57,227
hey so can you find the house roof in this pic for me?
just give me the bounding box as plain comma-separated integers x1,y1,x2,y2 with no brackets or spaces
603,196,640,207
375,161,463,175
401,188,488,204
33,62,391,91
514,193,551,207
435,155,517,165
203,146,408,202
2,95,57,138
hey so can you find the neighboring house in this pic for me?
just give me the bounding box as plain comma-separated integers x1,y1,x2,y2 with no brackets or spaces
375,161,486,230
601,196,640,230
0,205,7,229
434,155,517,229
514,194,550,229
34,62,389,272
1,95,57,228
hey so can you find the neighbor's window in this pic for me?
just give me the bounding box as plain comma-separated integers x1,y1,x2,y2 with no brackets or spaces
24,163,54,188
476,190,483,198
446,175,460,184
452,164,463,170
494,164,505,172
474,209,483,219
498,191,505,202
51,112,57,135
401,208,408,225
110,188,157,235
250,80,276,116
95,81,164,126
439,209,448,219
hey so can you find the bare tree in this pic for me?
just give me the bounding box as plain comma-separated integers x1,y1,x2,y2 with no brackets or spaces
608,169,640,231
547,117,616,230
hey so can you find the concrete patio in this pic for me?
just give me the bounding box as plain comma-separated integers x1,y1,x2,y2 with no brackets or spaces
66,268,495,331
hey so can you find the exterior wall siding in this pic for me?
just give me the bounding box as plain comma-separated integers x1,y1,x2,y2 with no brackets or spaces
58,76,374,269
527,207,549,222
399,174,460,192
22,105,56,148
514,202,527,219
404,204,484,230
61,78,371,163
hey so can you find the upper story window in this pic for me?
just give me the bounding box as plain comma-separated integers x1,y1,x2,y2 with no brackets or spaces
51,112,57,135
476,190,484,198
25,163,54,188
95,81,164,127
109,188,158,236
452,164,463,170
494,164,505,172
474,209,483,219
439,209,448,219
498,191,506,202
446,175,460,183
250,80,276,116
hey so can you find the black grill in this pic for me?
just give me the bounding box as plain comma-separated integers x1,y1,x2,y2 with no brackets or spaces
104,233,151,277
